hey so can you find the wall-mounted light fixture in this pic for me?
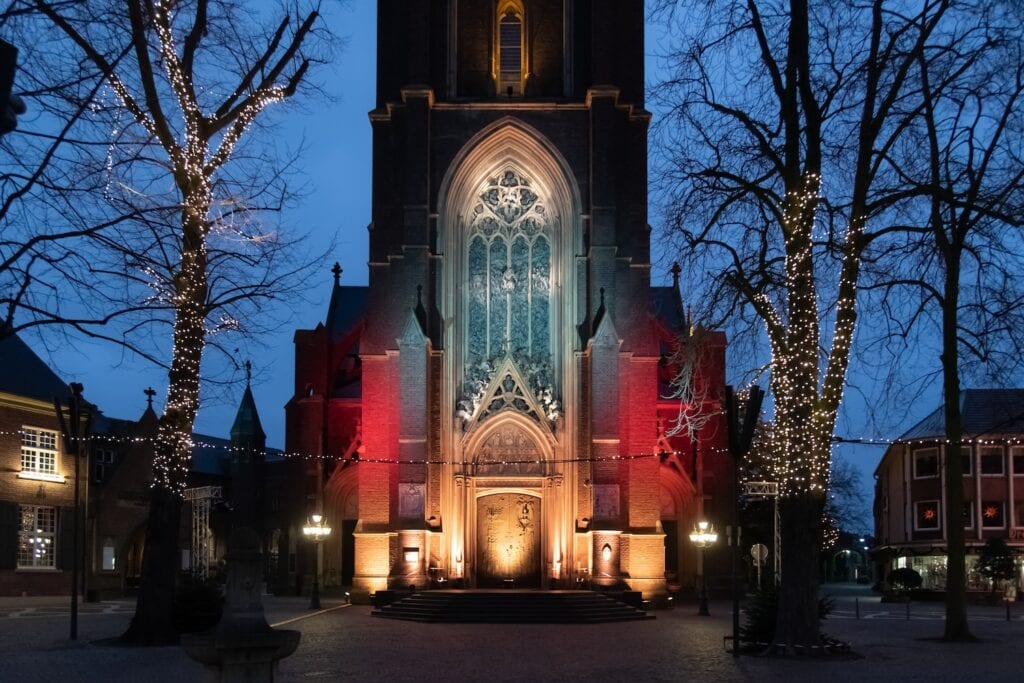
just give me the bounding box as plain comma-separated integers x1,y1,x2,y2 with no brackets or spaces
601,543,613,562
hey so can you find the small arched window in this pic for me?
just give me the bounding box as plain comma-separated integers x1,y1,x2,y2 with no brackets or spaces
498,6,524,96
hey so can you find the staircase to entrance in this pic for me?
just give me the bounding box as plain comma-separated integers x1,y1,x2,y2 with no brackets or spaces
371,590,655,623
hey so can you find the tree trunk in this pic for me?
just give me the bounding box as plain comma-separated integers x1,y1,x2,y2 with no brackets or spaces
121,486,182,644
773,492,825,651
941,252,974,641
122,213,208,644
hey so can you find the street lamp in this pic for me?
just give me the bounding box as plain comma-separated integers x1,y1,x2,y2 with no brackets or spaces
302,514,331,610
689,520,718,616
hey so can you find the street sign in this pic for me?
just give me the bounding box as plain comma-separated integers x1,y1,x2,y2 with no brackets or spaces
751,543,768,565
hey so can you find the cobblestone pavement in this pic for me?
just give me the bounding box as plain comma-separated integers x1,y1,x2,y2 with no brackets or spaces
1,592,1022,682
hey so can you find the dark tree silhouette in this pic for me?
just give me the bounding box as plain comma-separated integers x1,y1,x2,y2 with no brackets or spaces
3,0,330,643
652,0,953,650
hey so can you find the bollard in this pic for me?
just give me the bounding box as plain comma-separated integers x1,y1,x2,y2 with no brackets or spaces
906,600,910,621
855,597,860,620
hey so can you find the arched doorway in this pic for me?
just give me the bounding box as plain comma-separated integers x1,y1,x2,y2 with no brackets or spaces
325,465,359,587
123,523,146,591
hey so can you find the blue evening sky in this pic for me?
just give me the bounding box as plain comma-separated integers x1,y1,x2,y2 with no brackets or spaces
25,2,933,524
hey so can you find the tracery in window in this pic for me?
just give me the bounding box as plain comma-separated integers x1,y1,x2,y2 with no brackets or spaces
467,169,551,366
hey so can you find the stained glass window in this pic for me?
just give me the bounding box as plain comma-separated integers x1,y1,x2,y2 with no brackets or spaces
466,169,552,366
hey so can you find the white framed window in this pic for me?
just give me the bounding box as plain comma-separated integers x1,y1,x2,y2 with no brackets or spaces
980,501,1006,528
1011,446,1024,476
19,427,63,482
914,500,941,531
913,448,939,479
18,505,56,569
979,447,1004,476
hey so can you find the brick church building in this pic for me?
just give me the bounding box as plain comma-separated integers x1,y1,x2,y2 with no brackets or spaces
285,0,729,602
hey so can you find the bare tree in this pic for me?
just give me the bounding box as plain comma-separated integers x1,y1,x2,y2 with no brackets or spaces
864,1,1024,640
652,0,951,650
664,326,724,440
3,0,330,643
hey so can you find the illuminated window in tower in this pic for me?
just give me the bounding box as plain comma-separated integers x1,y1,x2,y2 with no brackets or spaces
498,6,523,95
467,169,551,370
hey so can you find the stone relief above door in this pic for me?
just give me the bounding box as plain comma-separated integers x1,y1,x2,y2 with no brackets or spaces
473,422,545,476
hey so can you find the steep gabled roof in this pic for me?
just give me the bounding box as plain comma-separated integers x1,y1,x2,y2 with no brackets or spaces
326,285,370,339
649,285,686,333
899,388,1024,440
0,332,71,402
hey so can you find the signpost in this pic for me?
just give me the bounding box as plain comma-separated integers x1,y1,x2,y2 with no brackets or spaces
725,385,764,657
751,543,769,589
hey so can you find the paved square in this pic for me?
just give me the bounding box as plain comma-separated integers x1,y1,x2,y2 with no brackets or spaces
1,590,1021,682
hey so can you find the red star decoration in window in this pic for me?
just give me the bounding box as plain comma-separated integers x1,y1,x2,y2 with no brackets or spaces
983,505,999,519
923,508,936,520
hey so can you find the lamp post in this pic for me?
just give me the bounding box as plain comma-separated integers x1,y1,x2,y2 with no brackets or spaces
302,514,331,610
690,520,718,616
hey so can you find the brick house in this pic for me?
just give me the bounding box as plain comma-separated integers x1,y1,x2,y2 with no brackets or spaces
873,389,1024,592
0,332,80,596
0,335,285,599
88,386,285,599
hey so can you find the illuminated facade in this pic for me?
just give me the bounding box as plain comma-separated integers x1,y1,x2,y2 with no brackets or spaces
285,0,729,601
873,389,1024,591
0,333,78,595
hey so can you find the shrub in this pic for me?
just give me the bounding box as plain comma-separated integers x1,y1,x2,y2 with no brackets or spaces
740,584,834,646
976,538,1017,593
887,567,923,592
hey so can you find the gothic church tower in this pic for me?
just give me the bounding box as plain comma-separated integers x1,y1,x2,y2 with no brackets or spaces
286,1,727,602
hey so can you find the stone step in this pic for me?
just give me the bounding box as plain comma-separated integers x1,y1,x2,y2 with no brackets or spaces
371,590,655,624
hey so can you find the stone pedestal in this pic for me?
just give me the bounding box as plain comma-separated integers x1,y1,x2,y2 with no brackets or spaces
183,528,300,682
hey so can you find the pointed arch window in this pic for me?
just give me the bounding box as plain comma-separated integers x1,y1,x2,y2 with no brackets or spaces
466,168,551,367
498,4,524,95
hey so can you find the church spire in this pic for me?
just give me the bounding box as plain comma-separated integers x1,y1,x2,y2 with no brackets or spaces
325,261,344,337
231,363,266,442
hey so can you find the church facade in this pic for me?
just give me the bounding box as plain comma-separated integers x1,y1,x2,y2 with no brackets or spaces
285,0,729,602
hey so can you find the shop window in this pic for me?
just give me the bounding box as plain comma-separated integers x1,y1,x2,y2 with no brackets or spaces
963,500,974,529
909,555,948,590
961,446,973,475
